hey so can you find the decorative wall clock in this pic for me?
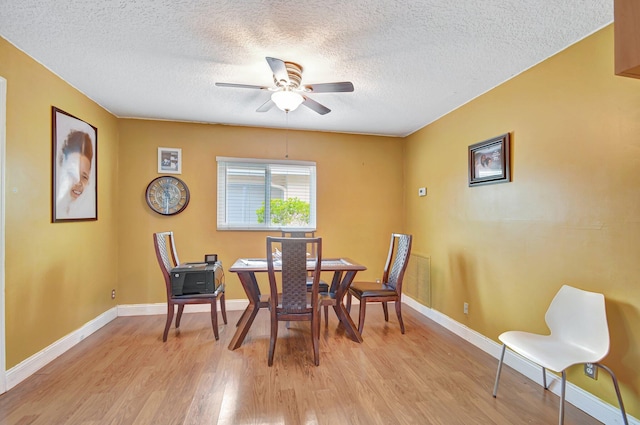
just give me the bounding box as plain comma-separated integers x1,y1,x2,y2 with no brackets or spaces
145,176,190,215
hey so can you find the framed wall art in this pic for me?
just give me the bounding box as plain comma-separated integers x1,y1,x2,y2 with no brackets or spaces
52,107,98,222
157,147,182,174
468,133,511,187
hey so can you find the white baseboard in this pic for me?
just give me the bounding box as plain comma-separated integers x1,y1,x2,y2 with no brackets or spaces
402,294,636,425
5,301,249,392
6,307,118,391
116,299,249,316
6,297,635,425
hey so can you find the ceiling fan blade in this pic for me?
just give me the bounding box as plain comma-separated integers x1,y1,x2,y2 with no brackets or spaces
256,99,275,112
266,57,290,85
215,82,268,90
302,96,331,115
304,82,354,93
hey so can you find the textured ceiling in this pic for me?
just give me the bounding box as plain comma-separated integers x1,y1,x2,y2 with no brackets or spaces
0,1,612,137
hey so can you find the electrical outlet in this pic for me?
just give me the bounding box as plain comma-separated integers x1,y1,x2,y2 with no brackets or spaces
463,302,469,315
418,187,427,197
584,363,598,379
111,289,116,300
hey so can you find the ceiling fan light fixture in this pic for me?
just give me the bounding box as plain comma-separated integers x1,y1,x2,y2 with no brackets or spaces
217,57,352,115
271,90,304,112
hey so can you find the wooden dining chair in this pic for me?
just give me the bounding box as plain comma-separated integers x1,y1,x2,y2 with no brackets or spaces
281,230,331,326
153,231,227,342
267,236,323,366
346,233,412,335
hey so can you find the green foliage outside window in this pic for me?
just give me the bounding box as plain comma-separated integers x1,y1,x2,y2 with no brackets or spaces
256,198,310,226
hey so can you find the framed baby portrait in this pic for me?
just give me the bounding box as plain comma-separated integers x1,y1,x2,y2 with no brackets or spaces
52,107,98,222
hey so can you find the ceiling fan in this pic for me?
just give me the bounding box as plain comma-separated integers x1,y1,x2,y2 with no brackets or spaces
215,57,354,115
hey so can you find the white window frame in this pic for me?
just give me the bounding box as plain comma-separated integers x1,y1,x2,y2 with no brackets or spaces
216,156,317,231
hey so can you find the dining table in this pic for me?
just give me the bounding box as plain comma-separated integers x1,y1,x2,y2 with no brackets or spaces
228,257,367,350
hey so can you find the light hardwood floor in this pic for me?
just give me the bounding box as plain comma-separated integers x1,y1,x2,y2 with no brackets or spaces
0,304,602,424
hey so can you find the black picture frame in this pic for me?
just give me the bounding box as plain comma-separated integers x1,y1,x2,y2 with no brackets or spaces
52,107,98,222
468,133,510,187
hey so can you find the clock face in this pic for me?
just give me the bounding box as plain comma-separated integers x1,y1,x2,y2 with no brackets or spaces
145,176,190,215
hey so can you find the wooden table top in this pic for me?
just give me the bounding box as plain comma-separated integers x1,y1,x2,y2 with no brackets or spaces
229,257,366,273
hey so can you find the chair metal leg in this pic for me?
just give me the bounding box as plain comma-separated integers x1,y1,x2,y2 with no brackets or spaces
493,344,506,397
559,370,566,425
492,347,626,425
163,303,175,342
595,363,629,425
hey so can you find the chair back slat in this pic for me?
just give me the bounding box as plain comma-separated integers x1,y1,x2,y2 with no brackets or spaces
267,236,322,314
384,233,413,291
154,231,180,269
153,231,182,299
155,233,173,273
282,231,313,238
281,230,317,257
281,239,309,312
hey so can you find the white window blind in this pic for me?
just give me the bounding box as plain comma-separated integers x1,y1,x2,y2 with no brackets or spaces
217,157,317,230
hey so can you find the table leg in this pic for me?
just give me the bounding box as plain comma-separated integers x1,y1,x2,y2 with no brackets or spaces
235,307,249,327
332,270,363,343
228,271,264,350
228,304,261,350
329,271,343,292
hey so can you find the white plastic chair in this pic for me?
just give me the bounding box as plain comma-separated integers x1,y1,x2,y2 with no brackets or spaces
492,285,628,425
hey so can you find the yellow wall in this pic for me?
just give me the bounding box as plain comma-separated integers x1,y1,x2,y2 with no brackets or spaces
2,23,639,419
0,37,120,368
117,120,404,303
0,34,404,370
404,25,640,415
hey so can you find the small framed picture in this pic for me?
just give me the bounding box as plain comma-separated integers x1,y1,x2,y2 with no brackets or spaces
468,133,511,187
52,107,98,222
158,147,182,174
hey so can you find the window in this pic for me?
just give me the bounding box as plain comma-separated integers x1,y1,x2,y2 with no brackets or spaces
217,157,316,231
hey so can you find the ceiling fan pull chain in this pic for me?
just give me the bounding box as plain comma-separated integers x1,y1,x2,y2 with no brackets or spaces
285,112,289,159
